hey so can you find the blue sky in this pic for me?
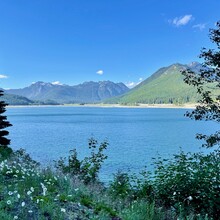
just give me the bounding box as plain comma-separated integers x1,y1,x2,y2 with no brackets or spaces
0,0,220,89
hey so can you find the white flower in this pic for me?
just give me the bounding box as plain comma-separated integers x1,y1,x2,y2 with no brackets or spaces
21,201,25,207
14,216,18,219
16,170,19,173
17,194,21,199
61,208,66,212
7,200,11,205
30,187,34,192
8,191,13,196
188,196,193,201
173,192,176,196
40,183,47,196
27,191,32,195
74,188,79,192
36,199,39,204
28,210,33,213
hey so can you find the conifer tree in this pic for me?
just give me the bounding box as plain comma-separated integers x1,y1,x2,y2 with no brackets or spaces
0,90,12,146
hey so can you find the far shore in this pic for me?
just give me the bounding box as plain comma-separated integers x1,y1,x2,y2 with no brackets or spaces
7,103,197,109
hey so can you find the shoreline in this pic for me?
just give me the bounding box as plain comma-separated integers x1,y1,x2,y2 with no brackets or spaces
7,103,197,109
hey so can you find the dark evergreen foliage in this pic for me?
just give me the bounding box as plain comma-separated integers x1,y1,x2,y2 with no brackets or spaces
182,21,220,149
0,90,12,146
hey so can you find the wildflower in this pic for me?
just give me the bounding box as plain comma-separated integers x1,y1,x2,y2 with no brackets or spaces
40,183,47,196
188,196,193,201
21,202,25,207
8,191,13,196
28,210,33,213
61,208,66,212
173,192,176,196
74,188,79,192
7,200,11,205
14,216,18,219
27,191,32,195
36,199,39,204
16,170,19,173
30,187,34,192
17,194,21,199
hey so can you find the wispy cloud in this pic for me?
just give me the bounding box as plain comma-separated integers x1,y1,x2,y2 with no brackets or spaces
51,81,63,85
96,70,104,75
170,15,193,27
0,74,8,79
125,78,143,89
193,23,206,31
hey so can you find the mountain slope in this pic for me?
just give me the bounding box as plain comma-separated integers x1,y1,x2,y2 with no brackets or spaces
0,93,34,105
106,63,201,104
6,81,129,104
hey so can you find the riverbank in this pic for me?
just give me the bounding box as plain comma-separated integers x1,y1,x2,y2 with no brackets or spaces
7,103,197,109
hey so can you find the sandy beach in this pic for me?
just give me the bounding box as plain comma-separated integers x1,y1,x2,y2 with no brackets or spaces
7,103,197,109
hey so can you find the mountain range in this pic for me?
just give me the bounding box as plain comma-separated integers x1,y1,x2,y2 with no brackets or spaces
2,62,209,105
4,81,129,104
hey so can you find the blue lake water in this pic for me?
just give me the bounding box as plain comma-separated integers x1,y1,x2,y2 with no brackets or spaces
6,106,217,181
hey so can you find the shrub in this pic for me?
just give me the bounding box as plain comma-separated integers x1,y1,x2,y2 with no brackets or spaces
55,138,108,184
153,150,220,219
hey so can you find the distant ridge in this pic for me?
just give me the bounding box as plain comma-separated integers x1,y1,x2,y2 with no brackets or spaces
5,81,129,104
105,62,203,105
0,93,34,105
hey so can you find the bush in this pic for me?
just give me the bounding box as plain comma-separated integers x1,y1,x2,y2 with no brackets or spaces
153,150,220,219
0,146,13,160
55,138,108,184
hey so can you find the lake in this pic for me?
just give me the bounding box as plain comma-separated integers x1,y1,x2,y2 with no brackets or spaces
6,106,217,181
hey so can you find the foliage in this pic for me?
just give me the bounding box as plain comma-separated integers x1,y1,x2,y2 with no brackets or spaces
153,150,220,219
182,21,220,149
0,90,12,146
55,138,108,184
0,149,122,220
109,172,131,199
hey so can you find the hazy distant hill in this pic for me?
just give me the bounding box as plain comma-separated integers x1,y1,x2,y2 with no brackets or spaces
6,81,129,104
106,62,203,105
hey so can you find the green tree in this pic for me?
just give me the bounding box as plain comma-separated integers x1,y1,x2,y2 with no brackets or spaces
0,90,12,146
182,21,220,149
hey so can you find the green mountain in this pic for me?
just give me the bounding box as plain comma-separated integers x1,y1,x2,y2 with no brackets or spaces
0,93,34,105
6,81,129,104
106,62,202,105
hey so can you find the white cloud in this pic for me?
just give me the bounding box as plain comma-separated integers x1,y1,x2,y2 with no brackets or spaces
51,81,63,85
96,70,104,75
125,77,144,89
170,15,193,27
0,74,8,79
125,81,141,89
193,23,206,31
